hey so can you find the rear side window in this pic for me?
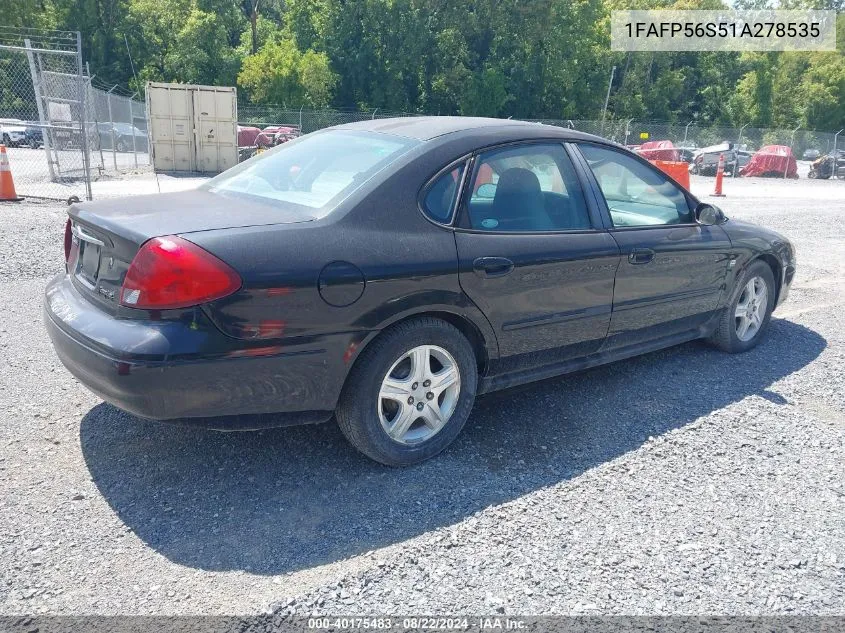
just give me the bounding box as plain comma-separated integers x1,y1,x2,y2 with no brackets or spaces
465,144,591,232
204,130,419,218
423,163,465,223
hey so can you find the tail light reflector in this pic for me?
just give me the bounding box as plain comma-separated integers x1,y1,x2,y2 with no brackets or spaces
64,218,72,261
64,218,79,270
120,236,241,310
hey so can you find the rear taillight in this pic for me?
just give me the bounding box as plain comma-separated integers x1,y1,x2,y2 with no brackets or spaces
119,236,241,310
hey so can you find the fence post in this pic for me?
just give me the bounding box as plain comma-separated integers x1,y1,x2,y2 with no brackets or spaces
23,39,57,183
737,123,749,147
86,62,106,176
76,31,93,201
130,98,138,169
106,86,118,172
683,121,692,146
786,126,799,178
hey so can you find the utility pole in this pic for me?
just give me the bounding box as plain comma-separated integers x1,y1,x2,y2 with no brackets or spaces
786,126,800,178
600,65,616,137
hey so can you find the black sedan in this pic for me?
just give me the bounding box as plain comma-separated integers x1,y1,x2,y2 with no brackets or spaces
45,117,796,466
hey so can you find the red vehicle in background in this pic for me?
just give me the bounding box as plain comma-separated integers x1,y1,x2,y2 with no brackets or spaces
236,126,261,148
740,145,798,178
255,125,301,148
636,140,680,162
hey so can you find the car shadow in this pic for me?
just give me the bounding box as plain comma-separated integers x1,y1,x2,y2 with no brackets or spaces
80,318,825,575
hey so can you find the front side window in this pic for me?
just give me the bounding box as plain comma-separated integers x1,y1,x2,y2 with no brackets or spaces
579,144,692,228
204,130,419,218
465,144,591,232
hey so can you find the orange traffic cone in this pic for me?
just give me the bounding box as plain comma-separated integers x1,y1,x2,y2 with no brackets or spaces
0,145,23,202
711,153,726,198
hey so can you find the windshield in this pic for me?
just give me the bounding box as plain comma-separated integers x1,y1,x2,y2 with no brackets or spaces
204,130,419,217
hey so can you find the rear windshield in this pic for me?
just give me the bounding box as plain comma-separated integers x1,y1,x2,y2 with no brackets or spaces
203,130,418,218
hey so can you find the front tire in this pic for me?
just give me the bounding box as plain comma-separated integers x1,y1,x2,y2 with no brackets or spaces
336,317,478,466
708,260,776,353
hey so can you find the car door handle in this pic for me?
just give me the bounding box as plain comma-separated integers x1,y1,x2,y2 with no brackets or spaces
473,257,514,278
628,248,655,265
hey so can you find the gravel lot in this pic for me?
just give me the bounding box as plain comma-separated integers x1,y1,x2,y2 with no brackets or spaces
1,174,843,616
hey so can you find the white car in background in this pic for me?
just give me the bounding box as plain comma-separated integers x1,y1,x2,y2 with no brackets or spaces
0,119,28,147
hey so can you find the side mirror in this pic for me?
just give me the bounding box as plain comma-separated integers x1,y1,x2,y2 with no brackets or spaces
695,203,725,226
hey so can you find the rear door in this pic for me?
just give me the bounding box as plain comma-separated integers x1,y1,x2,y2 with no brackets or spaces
451,142,620,374
574,142,732,349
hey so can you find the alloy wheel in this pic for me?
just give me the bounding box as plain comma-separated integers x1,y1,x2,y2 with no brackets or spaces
377,344,461,445
735,276,768,342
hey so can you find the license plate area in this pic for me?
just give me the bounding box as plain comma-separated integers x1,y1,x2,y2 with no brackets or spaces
77,241,101,286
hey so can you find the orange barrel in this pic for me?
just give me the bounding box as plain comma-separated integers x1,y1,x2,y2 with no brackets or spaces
649,160,690,190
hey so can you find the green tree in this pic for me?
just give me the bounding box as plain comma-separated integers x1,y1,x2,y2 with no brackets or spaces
238,36,335,106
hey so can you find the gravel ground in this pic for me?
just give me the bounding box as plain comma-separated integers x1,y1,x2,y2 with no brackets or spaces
1,175,844,616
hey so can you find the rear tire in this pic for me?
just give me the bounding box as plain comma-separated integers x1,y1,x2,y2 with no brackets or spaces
336,317,478,466
708,260,776,353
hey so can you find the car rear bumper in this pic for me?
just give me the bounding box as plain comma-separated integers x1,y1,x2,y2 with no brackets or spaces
44,274,343,427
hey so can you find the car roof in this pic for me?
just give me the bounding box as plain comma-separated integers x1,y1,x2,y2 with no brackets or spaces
332,116,598,143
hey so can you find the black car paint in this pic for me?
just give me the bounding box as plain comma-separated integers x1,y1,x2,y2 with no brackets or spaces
44,118,795,429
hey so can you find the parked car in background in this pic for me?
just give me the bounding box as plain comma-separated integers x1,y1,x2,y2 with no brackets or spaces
802,149,821,161
1,119,29,147
45,117,796,466
635,140,680,162
808,150,845,179
735,149,753,173
24,126,43,149
237,125,262,148
740,145,798,178
677,147,697,163
255,125,300,148
692,143,742,176
93,122,148,152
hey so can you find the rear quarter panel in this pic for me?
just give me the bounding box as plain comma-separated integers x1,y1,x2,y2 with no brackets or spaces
184,139,503,405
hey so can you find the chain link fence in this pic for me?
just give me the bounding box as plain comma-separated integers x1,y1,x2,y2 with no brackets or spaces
1,26,840,201
238,106,842,174
0,27,150,202
87,85,151,179
598,120,840,159
0,27,91,201
238,105,415,135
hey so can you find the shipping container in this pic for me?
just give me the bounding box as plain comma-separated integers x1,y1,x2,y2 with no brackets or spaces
146,82,237,174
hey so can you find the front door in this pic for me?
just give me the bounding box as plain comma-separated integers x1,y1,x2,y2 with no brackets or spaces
454,142,621,373
575,142,732,349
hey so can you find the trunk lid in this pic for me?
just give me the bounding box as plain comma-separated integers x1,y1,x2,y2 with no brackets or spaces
67,189,313,312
